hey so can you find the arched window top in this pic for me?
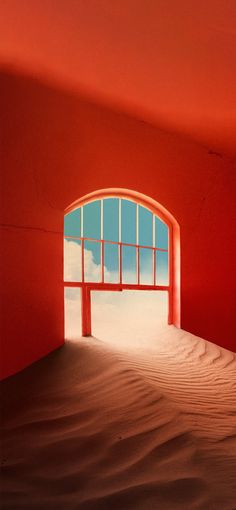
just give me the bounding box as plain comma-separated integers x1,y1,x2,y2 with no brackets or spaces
65,188,177,229
65,197,168,251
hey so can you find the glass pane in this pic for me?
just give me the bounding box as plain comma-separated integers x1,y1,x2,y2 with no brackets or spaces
64,208,81,237
92,290,168,339
103,198,119,242
84,240,101,282
64,239,82,282
139,206,153,247
122,245,137,284
156,251,169,285
121,199,136,245
155,217,168,249
140,248,153,285
83,200,101,240
104,243,119,283
64,287,81,339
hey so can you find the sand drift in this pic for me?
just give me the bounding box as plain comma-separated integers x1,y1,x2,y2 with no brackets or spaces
1,320,236,509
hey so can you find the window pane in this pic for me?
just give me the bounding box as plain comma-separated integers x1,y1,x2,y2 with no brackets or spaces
83,200,101,240
64,287,81,339
64,208,81,237
121,199,136,244
92,290,168,339
64,239,82,282
122,245,137,283
104,243,119,283
84,240,101,282
140,248,153,285
103,198,119,242
139,206,153,247
156,251,169,285
155,217,168,249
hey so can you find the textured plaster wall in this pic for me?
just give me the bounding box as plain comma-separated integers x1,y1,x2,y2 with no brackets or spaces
1,70,236,379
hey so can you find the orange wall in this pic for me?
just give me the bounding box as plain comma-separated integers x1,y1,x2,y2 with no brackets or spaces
1,70,236,379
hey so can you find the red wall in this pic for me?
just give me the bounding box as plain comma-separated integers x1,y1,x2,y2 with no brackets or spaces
1,70,236,379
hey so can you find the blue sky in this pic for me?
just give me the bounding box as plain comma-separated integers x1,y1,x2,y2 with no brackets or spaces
64,198,168,285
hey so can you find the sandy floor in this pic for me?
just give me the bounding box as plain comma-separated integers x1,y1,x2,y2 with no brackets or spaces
1,314,236,509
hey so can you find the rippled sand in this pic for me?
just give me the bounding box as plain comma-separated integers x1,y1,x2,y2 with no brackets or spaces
1,319,236,509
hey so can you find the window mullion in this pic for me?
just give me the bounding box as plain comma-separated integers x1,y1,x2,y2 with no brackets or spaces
101,200,104,282
118,199,121,242
136,205,140,284
119,199,122,284
81,206,84,283
81,206,84,238
153,214,155,285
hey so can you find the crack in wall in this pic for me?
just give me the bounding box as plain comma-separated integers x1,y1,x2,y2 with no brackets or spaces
31,165,59,212
1,223,62,235
207,149,223,159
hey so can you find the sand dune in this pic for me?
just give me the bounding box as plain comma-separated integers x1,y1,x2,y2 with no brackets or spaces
1,315,236,509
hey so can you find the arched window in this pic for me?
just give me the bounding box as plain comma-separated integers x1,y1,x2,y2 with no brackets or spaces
64,189,180,336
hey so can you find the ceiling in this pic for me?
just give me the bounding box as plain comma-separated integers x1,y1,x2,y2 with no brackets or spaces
1,0,236,154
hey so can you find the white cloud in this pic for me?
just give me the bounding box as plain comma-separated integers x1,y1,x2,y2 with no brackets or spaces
64,239,112,284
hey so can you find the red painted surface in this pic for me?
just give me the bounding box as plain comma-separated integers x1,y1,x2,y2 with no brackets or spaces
1,69,236,379
0,0,236,155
